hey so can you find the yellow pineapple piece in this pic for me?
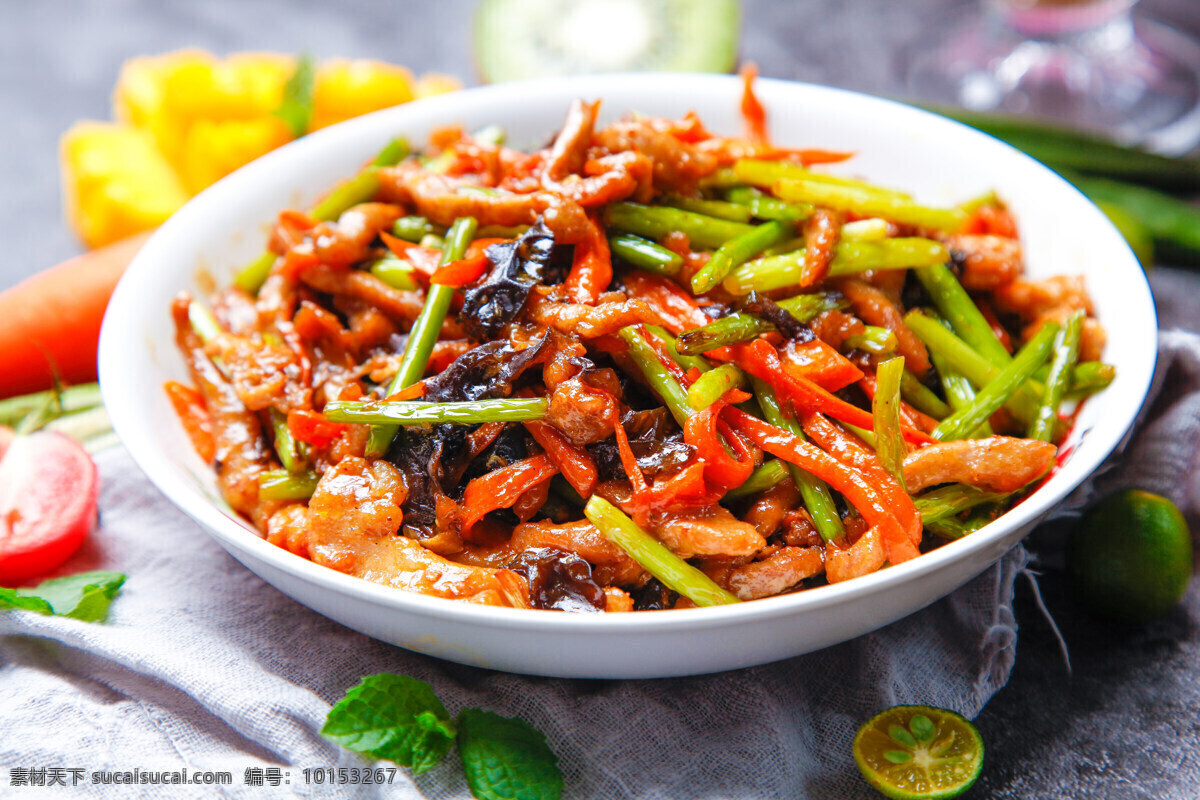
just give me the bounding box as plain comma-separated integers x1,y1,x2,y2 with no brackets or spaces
311,59,416,130
178,114,293,194
60,121,190,248
414,72,463,99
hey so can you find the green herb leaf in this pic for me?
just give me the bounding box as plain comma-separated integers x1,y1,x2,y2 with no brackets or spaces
0,570,126,622
275,54,315,138
321,674,456,775
457,708,562,800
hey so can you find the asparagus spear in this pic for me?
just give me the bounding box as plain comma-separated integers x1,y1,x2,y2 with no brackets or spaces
608,234,684,276
1029,311,1083,442
584,496,740,607
365,216,478,456
326,398,549,426
691,220,793,294
605,202,755,249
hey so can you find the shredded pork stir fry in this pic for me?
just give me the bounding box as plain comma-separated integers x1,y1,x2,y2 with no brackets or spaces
168,76,1113,611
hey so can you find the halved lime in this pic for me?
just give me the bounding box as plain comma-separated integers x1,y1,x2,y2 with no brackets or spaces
853,705,983,800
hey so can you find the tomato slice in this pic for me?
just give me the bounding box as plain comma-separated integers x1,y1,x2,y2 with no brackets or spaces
0,432,99,583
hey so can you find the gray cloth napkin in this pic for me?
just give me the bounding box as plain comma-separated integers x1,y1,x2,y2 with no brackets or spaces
3,279,1198,799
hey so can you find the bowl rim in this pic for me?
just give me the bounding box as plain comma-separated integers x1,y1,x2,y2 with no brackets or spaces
99,72,1157,634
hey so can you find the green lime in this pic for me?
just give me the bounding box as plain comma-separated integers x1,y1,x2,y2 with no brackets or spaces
853,705,983,800
1068,489,1193,622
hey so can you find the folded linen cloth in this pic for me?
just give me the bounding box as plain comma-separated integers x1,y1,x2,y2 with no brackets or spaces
2,272,1197,799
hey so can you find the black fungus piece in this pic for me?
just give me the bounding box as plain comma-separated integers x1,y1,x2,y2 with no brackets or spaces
506,547,605,612
461,220,556,338
736,291,814,343
588,409,695,482
387,423,473,531
461,423,530,486
422,333,549,402
632,578,676,611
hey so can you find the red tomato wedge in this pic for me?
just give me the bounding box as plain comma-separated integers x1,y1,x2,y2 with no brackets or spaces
0,432,99,583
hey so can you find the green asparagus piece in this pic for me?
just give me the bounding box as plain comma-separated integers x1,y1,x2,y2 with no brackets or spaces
914,263,1011,367
366,216,477,456
665,195,753,223
692,220,793,293
724,187,811,222
187,300,223,344
369,257,419,291
617,326,691,427
643,325,712,376
258,469,320,501
872,357,908,491
698,166,744,188
725,459,790,499
927,512,991,540
326,397,549,426
584,496,740,606
1031,360,1115,395
905,310,1044,426
390,216,442,242
269,408,306,473
733,159,911,196
675,292,847,355
605,202,755,250
841,218,890,241
752,378,845,541
915,484,1008,524
687,364,748,410
0,383,103,427
1030,311,1083,442
234,136,409,293
774,178,966,231
933,323,1059,441
844,326,898,355
930,350,993,438
608,234,684,276
899,370,951,420
723,238,949,295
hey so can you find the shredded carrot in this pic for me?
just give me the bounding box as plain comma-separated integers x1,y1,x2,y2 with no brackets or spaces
740,62,769,145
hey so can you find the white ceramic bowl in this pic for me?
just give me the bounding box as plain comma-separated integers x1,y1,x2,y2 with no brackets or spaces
99,74,1156,679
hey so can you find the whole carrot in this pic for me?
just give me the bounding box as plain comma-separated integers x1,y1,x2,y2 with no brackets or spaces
0,231,148,397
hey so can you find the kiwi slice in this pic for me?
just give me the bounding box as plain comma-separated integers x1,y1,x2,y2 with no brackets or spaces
474,0,741,83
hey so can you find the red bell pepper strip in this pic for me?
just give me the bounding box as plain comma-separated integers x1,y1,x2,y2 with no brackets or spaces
460,453,559,533
563,215,613,304
780,339,864,392
165,381,215,463
736,339,936,446
379,231,442,274
683,388,756,490
431,254,489,287
383,381,427,402
287,409,347,449
524,420,599,497
722,407,918,564
642,461,723,510
800,411,922,549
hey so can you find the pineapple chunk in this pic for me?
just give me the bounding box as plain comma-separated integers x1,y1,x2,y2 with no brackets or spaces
178,115,293,194
414,72,464,99
60,122,189,248
311,59,416,130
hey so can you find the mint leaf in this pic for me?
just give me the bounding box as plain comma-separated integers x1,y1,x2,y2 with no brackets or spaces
457,709,562,800
274,54,315,138
0,571,125,622
322,674,456,775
